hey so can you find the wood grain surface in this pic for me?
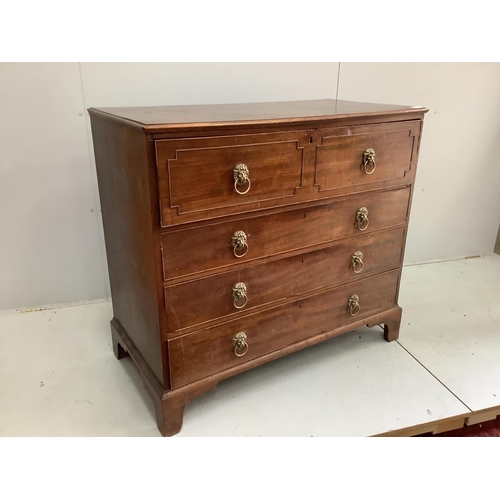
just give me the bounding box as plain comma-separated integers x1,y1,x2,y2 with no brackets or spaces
88,99,427,436
156,131,306,227
164,229,405,332
168,270,400,388
161,187,411,281
89,99,427,133
90,117,163,383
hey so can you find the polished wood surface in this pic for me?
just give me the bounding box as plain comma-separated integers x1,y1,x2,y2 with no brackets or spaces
168,270,399,388
88,98,427,436
89,99,427,132
164,229,405,332
156,131,306,227
161,187,410,281
154,121,421,228
315,121,417,193
90,117,163,383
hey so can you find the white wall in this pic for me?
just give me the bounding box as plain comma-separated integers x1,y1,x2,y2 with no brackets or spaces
0,63,107,311
0,63,338,310
337,63,500,263
1,62,500,311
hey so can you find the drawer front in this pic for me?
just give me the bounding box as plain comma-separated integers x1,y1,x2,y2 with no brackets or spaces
164,228,405,332
155,131,307,227
168,270,399,388
161,187,410,281
314,122,418,194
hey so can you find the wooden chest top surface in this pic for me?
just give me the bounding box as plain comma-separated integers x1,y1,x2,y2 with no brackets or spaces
88,99,428,132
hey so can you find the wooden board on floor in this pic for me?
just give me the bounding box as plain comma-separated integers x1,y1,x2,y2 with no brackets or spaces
465,405,500,426
378,404,500,436
375,414,469,436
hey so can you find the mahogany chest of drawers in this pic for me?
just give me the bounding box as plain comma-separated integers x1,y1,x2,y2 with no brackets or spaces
89,99,427,436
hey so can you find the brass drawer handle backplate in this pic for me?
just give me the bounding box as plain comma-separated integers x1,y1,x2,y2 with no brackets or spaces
361,148,376,174
351,251,364,274
232,282,248,309
348,294,360,316
232,332,249,357
355,207,369,231
231,230,249,258
234,163,251,194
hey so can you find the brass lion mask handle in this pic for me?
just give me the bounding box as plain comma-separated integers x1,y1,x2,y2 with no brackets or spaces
361,148,376,174
232,332,248,357
234,164,251,195
351,251,364,274
355,207,369,231
348,294,360,316
232,282,248,309
231,230,249,258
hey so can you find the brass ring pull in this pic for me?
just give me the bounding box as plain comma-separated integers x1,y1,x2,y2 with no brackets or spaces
232,282,248,309
355,207,369,231
361,148,376,175
231,230,249,258
351,251,364,274
232,332,248,357
234,164,251,195
348,294,360,316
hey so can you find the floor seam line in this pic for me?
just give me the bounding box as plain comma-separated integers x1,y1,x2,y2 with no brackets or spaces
403,254,499,268
395,340,473,412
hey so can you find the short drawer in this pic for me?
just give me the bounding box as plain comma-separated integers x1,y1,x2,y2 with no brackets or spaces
161,187,410,281
168,269,399,388
164,228,405,332
314,122,418,194
155,131,307,227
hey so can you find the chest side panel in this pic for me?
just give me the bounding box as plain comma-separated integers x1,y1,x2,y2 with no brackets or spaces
90,117,163,385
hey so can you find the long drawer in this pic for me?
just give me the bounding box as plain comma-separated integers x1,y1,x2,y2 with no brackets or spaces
164,228,405,332
161,187,410,281
168,270,399,388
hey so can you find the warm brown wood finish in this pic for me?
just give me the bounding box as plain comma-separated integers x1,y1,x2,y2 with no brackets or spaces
169,270,399,388
161,187,410,281
88,98,427,436
90,118,163,383
164,229,405,332
315,122,418,194
90,99,426,133
155,122,421,228
156,131,306,227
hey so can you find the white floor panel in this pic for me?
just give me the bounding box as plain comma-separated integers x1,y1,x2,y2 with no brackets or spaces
0,301,158,437
178,327,468,437
0,298,468,436
398,254,500,412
